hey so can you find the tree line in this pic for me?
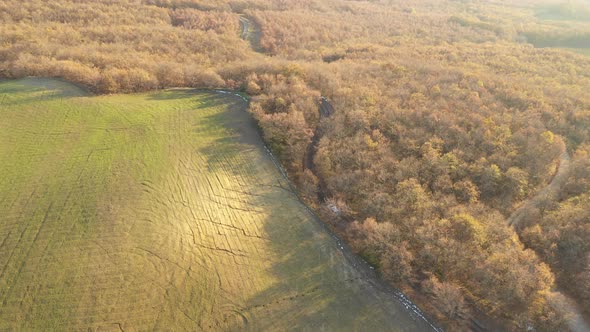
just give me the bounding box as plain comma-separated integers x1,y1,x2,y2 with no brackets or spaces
2,0,590,329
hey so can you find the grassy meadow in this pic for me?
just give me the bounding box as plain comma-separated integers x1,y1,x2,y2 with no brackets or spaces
0,78,431,331
571,48,590,56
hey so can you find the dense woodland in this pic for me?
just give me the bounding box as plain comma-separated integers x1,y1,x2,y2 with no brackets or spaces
2,0,590,330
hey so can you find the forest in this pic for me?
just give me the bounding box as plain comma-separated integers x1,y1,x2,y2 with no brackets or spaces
1,0,590,330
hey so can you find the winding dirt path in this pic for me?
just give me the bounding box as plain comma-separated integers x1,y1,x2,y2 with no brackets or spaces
239,16,250,40
506,151,590,331
236,14,440,328
239,16,262,52
303,97,334,202
508,150,571,228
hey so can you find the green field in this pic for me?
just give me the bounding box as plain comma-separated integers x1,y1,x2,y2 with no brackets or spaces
0,78,431,331
571,47,590,56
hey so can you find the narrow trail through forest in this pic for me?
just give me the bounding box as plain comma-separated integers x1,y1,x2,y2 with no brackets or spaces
303,97,334,202
235,15,589,331
298,97,441,331
508,150,571,228
239,16,250,40
239,16,262,53
507,151,589,332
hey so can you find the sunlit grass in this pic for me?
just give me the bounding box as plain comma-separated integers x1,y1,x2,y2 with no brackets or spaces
0,78,428,331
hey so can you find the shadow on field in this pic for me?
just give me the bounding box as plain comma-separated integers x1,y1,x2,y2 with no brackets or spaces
194,95,353,330
196,95,261,174
235,199,350,331
194,93,422,331
0,78,87,105
147,89,235,107
236,173,410,331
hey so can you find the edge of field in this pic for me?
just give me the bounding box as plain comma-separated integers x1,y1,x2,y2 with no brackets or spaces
1,77,440,331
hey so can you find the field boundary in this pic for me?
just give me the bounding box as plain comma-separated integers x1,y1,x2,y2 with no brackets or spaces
2,77,440,331
250,97,441,332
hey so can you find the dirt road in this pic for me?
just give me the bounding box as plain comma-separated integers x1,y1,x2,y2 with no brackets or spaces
508,150,571,228
239,16,263,52
506,150,590,331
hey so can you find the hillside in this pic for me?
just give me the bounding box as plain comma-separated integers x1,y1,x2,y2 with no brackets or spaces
1,0,590,330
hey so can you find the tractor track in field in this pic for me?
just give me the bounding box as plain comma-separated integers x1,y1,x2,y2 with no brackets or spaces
1,79,438,331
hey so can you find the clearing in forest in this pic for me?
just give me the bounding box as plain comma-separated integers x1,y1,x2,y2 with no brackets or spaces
0,78,432,331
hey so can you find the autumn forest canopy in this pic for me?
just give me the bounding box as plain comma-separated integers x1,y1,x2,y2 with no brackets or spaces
1,0,590,330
